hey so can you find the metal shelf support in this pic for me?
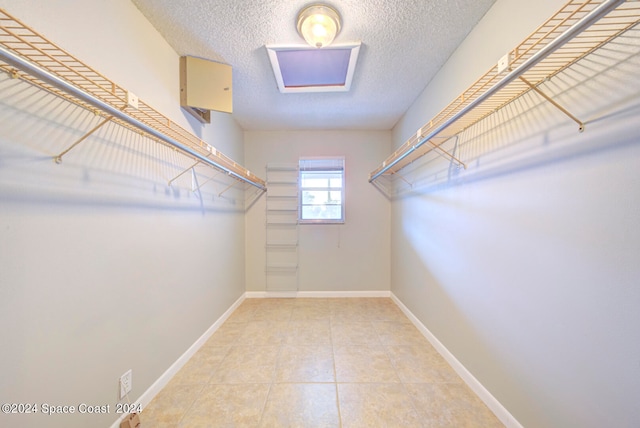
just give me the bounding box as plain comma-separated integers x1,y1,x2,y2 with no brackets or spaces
192,170,221,193
168,161,199,187
519,76,584,132
218,180,237,197
54,116,113,164
420,136,467,169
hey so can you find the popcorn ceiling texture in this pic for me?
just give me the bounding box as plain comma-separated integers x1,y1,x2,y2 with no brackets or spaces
131,0,496,130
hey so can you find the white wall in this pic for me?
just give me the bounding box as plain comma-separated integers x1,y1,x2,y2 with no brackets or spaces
0,1,246,427
390,0,640,427
245,130,391,293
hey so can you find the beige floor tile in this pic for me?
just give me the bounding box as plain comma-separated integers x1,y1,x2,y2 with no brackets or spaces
358,298,395,311
286,319,332,345
330,298,367,309
275,345,335,382
338,383,422,428
331,320,381,345
330,299,372,321
252,305,294,322
210,345,279,384
328,298,351,307
405,383,504,427
358,297,391,307
138,413,178,428
259,383,340,427
177,383,270,427
386,345,462,383
170,347,229,385
369,303,410,322
251,298,296,312
225,303,257,323
235,320,289,346
330,312,368,323
205,321,247,346
141,383,204,426
147,298,500,427
373,321,429,346
334,345,400,383
294,298,334,309
199,337,231,353
238,298,264,308
291,304,333,321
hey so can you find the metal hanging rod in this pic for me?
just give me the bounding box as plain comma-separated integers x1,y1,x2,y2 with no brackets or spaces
369,0,630,183
0,44,265,191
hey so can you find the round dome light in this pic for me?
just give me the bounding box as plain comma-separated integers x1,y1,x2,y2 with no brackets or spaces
296,4,341,48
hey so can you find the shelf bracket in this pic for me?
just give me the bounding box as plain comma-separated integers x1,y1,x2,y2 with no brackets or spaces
519,76,584,132
218,178,237,197
53,116,113,163
168,160,199,187
192,170,221,193
421,136,467,169
393,172,413,188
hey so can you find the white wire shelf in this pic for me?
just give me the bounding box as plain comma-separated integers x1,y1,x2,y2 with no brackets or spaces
0,8,266,191
369,0,640,182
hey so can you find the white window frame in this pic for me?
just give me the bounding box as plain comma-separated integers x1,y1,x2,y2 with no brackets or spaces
298,157,345,224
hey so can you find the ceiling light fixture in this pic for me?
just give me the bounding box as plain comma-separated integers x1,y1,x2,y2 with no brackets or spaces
296,4,341,48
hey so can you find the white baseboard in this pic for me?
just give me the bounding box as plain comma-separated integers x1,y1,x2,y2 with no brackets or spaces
390,292,523,428
109,293,246,428
245,290,391,298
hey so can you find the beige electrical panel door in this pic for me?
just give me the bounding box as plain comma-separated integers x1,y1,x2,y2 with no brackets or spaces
180,56,232,119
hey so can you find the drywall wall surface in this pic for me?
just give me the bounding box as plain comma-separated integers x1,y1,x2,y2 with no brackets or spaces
244,130,391,292
0,1,245,427
390,0,640,427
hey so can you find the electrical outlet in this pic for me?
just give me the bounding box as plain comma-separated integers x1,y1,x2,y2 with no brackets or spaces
119,369,132,400
126,91,139,109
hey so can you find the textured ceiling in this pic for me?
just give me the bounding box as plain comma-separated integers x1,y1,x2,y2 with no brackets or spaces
131,0,496,130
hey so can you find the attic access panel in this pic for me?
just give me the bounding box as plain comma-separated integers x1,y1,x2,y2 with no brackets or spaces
266,43,361,93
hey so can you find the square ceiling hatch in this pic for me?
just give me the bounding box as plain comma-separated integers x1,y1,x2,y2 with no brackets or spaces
266,43,361,93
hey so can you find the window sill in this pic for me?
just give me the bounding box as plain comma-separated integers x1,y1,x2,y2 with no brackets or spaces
299,219,345,225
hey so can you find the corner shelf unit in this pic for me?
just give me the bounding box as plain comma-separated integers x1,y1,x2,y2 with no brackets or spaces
369,0,640,182
0,9,265,191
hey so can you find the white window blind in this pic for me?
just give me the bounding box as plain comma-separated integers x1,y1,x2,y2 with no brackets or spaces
299,157,345,224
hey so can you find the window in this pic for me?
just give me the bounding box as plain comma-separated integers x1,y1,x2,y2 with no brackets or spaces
299,157,345,223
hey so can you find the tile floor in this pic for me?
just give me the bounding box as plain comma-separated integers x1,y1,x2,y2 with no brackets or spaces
141,298,503,427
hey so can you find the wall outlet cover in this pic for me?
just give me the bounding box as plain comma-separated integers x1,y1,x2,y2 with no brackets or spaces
119,369,132,399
